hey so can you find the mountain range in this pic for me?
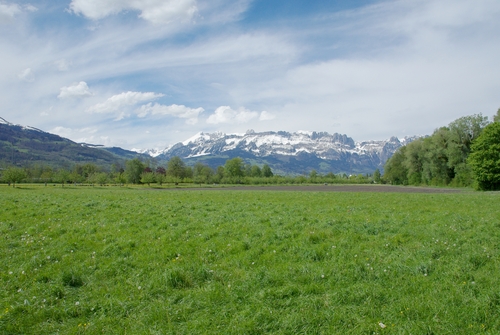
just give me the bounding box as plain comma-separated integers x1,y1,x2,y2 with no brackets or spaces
1,117,414,174
134,130,416,175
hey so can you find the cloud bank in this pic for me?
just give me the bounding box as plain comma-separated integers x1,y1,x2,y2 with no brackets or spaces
88,91,165,114
206,106,273,124
136,103,204,124
58,82,92,99
69,0,198,24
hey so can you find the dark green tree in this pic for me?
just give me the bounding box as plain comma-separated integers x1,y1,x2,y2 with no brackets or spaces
383,146,408,185
423,128,453,185
373,169,381,183
125,158,145,184
193,162,213,184
167,156,186,179
214,166,225,182
262,164,273,177
468,122,500,190
250,165,262,177
447,114,489,169
493,108,500,123
404,139,426,185
225,157,244,178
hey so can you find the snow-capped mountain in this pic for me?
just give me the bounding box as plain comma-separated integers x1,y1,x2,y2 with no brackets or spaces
138,130,416,175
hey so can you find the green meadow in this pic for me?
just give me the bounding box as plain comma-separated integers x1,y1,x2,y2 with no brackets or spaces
1,185,499,334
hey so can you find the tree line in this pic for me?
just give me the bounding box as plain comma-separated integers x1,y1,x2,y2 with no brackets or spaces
0,155,379,187
382,110,500,190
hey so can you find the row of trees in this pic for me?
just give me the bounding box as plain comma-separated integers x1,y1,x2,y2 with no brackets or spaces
123,157,275,186
383,110,500,190
1,156,378,187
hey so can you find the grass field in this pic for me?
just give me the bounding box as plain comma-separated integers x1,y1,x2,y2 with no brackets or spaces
1,185,499,334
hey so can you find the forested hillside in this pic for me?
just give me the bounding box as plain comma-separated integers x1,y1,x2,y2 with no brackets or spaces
0,119,146,169
383,110,500,190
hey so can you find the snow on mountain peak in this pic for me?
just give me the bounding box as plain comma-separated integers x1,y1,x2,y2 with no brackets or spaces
0,117,11,125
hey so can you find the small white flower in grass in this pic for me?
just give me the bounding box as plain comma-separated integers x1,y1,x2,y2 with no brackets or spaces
379,322,386,328
47,256,50,259
227,284,231,288
18,289,22,292
75,301,80,306
138,286,142,290
9,271,12,275
321,274,325,278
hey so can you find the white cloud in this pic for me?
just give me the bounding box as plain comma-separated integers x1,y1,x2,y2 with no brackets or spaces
23,5,37,12
136,103,204,124
206,106,263,124
69,0,198,24
87,91,164,114
259,111,275,121
55,59,71,71
58,82,92,99
51,126,110,145
50,126,97,137
0,3,37,23
0,3,20,23
18,68,35,82
40,106,53,117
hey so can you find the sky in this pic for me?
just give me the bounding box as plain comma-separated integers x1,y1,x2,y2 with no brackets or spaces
1,0,499,150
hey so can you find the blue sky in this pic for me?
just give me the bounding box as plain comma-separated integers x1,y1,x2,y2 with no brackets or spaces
1,0,499,150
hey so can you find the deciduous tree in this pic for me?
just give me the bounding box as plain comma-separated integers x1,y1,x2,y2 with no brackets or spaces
262,164,273,177
125,158,145,184
225,157,244,178
167,156,186,179
468,122,500,190
2,167,27,187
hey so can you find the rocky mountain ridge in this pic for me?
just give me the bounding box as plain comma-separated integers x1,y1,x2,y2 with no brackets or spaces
135,130,417,175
